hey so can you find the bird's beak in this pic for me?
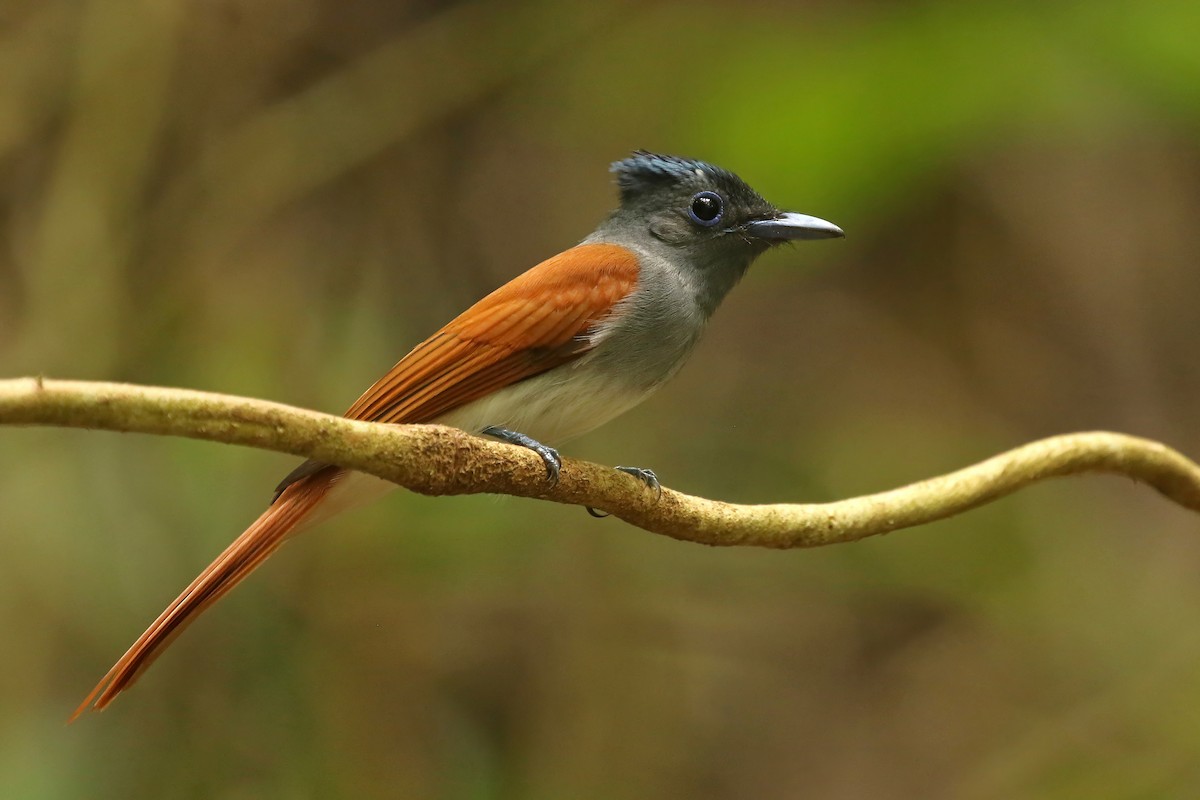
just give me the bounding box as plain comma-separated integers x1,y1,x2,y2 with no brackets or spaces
745,212,844,241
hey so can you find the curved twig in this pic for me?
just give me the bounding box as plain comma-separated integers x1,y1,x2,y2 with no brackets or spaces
1,377,1198,547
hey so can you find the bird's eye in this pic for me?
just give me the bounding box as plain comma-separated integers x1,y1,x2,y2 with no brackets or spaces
688,191,724,226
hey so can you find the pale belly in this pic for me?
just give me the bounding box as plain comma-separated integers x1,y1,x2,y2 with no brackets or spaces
312,361,656,525
434,361,655,445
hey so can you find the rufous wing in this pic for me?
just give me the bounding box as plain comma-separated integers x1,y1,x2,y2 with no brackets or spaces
345,242,641,424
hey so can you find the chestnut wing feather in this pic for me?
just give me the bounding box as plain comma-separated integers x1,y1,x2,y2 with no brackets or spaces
345,243,639,423
274,243,639,495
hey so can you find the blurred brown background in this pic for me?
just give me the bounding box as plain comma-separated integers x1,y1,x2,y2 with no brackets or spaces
3,0,1200,797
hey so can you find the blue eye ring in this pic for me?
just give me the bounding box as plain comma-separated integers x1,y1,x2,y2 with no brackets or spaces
688,191,724,226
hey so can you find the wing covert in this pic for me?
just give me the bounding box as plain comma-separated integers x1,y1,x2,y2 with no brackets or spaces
344,242,639,424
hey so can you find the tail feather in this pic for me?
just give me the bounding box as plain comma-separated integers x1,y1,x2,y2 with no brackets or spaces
70,471,336,721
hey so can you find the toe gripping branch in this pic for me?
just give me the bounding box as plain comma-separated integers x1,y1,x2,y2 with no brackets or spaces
478,426,661,518
587,466,661,518
481,426,562,485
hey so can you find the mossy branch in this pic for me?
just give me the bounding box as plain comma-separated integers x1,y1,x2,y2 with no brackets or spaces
2,377,1198,546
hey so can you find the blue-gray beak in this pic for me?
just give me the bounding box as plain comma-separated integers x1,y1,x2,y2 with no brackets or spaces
745,212,844,241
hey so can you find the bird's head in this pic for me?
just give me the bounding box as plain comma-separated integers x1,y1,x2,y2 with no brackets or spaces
596,151,842,308
608,150,841,249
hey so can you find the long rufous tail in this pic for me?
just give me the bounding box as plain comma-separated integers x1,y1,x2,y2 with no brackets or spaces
70,471,337,721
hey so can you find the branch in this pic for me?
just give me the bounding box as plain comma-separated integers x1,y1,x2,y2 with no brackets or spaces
2,377,1198,547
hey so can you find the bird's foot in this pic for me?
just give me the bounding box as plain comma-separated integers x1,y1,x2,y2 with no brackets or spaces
615,466,661,499
586,465,661,518
482,426,561,485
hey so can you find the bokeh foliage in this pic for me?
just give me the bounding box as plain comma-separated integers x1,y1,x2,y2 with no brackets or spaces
2,0,1200,797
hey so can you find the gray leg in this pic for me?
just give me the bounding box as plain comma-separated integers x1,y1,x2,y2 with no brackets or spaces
482,426,561,485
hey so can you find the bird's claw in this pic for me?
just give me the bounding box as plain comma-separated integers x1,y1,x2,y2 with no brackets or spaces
616,466,661,499
586,466,661,519
481,426,561,486
537,445,562,486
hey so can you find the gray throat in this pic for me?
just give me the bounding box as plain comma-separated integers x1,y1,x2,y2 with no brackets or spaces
580,229,761,392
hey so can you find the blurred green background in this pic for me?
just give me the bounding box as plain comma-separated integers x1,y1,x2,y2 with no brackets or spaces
3,0,1200,797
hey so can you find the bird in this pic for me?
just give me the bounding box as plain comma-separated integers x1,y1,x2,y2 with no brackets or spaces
71,151,843,719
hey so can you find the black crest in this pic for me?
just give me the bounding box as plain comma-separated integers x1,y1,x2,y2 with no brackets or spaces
610,151,768,212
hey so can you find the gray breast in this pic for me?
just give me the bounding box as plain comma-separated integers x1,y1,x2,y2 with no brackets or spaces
586,248,709,391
